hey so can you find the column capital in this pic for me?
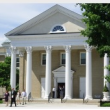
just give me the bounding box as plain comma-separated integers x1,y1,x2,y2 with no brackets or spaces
44,46,52,52
64,45,71,53
84,44,92,52
10,46,17,54
19,51,25,57
25,46,32,54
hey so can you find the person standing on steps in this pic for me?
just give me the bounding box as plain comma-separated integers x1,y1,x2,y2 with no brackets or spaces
52,87,56,98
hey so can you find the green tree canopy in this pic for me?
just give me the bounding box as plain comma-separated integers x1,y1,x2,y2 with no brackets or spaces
0,57,11,89
0,57,19,90
79,4,110,57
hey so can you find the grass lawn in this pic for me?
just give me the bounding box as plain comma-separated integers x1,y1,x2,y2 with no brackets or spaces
100,101,110,107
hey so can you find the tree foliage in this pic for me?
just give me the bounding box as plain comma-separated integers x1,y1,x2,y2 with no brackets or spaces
79,4,110,57
0,57,11,89
0,57,19,90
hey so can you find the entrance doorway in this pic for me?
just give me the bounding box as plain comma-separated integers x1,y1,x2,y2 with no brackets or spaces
57,83,65,98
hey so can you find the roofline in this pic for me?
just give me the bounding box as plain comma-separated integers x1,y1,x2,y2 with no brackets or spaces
5,4,84,36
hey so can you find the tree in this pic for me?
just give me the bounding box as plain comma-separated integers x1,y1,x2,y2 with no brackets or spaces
0,57,11,89
78,4,110,57
0,57,19,90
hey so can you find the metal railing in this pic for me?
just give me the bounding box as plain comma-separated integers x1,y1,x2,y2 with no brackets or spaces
83,93,88,103
28,92,33,102
48,92,53,103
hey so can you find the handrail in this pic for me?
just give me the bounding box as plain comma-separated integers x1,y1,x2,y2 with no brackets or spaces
48,92,53,103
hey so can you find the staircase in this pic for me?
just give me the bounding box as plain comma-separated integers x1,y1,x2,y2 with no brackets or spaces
28,98,100,106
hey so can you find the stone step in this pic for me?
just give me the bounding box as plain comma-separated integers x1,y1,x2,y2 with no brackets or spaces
29,98,100,105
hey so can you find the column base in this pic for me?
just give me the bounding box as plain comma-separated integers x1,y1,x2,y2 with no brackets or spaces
64,95,72,99
44,95,49,99
85,96,93,100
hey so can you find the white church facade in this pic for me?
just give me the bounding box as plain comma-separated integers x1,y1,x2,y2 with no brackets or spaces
2,4,109,99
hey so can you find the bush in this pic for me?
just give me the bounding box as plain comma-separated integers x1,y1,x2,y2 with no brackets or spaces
103,84,109,92
0,99,3,104
100,101,110,107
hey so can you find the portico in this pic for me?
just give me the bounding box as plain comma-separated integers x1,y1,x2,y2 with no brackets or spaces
9,44,94,99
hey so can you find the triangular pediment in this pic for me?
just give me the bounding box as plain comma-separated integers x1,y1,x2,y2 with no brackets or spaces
52,66,74,73
5,4,85,36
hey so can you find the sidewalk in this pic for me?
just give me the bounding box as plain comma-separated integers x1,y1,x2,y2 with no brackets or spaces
0,102,101,109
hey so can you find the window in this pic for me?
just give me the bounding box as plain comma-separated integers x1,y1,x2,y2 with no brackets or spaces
53,26,64,32
61,53,65,65
16,57,19,67
50,25,66,33
80,52,86,65
42,53,46,65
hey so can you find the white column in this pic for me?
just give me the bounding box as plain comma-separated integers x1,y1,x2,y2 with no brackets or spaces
44,46,52,98
104,53,110,89
10,46,17,89
26,46,32,98
54,77,57,98
84,44,93,100
64,45,72,99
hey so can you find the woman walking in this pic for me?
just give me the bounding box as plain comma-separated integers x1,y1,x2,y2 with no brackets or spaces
16,90,21,105
4,90,9,106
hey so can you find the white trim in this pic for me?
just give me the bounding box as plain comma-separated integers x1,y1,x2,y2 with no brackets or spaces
50,24,66,33
60,52,65,65
80,52,86,65
41,53,46,66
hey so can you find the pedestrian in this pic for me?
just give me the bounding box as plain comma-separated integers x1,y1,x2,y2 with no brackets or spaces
60,87,63,99
4,90,9,106
21,89,27,105
10,88,17,107
16,90,21,105
62,85,65,98
52,87,56,98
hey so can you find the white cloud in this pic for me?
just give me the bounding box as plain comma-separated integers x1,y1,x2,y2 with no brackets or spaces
0,35,7,46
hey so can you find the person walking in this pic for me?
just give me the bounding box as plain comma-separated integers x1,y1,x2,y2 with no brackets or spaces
10,88,17,107
4,90,9,106
16,90,21,105
21,89,27,105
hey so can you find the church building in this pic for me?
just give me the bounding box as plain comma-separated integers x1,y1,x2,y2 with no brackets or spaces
3,4,109,100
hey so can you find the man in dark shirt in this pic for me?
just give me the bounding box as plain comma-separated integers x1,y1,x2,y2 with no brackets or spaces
10,88,17,107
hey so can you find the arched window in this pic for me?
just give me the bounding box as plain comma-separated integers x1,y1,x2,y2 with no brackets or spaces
50,25,66,33
52,26,64,32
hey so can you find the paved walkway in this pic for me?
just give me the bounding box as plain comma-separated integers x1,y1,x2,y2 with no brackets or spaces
0,102,106,109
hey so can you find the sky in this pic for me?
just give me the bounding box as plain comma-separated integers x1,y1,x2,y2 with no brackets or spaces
0,3,83,46
0,0,109,46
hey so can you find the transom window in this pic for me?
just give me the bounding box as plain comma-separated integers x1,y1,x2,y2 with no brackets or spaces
50,25,66,33
52,26,64,32
61,53,65,65
80,52,86,65
41,53,46,65
16,57,20,67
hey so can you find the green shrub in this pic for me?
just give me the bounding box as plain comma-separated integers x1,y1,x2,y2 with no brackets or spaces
103,84,109,92
100,102,110,107
0,99,3,104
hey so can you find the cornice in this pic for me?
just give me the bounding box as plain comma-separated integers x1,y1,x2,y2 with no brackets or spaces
7,33,86,41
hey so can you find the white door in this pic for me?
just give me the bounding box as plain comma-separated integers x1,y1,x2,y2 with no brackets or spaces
80,77,85,98
41,78,45,98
